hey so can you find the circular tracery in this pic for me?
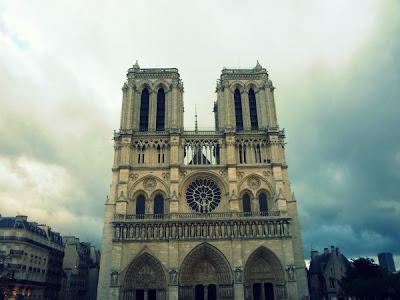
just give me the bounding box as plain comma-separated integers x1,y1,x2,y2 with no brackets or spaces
186,178,221,213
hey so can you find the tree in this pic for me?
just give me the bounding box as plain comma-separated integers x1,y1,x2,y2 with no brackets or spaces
340,257,400,300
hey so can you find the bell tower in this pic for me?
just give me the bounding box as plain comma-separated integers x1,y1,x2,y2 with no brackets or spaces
215,61,278,132
120,61,184,132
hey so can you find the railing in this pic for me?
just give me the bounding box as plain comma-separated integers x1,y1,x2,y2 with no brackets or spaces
113,217,290,242
114,210,284,221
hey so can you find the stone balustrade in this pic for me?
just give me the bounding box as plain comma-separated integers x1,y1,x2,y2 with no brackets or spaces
112,213,291,242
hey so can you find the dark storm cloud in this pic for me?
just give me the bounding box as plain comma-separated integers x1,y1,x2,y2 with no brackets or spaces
282,8,400,259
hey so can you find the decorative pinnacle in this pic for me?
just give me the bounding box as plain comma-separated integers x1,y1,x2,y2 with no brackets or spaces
195,105,198,133
132,60,140,69
254,60,262,70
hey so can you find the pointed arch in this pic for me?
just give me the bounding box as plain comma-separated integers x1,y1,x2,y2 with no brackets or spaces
248,88,258,130
121,252,167,299
156,88,165,131
139,88,150,131
179,242,233,286
244,246,285,284
234,88,243,131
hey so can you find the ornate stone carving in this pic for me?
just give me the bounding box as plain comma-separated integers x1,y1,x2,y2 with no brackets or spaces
219,169,227,177
248,176,261,190
143,178,157,191
237,171,244,180
129,173,139,182
179,169,187,178
263,169,272,178
117,191,127,202
162,172,170,180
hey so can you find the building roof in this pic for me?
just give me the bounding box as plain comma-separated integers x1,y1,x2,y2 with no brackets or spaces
309,251,351,274
0,215,63,245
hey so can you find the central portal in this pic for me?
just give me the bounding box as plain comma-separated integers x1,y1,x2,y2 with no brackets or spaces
179,243,234,300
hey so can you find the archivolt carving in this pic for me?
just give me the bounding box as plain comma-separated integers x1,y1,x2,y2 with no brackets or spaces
123,252,167,290
247,176,261,190
129,175,168,200
244,246,285,284
144,177,157,191
238,174,275,198
179,243,233,285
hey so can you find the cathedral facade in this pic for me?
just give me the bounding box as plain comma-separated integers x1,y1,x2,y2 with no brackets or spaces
97,62,309,300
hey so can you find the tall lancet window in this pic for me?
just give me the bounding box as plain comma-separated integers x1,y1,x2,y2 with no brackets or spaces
234,88,243,131
136,194,146,218
139,88,150,132
249,88,258,130
243,193,252,216
156,88,165,131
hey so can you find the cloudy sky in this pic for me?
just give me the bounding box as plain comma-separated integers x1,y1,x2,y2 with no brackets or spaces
0,0,399,268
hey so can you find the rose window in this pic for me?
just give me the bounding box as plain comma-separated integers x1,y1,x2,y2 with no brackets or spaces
186,178,222,213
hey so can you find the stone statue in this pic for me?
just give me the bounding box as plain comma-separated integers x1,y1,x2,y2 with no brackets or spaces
287,265,296,281
110,271,119,286
169,269,178,285
234,267,243,283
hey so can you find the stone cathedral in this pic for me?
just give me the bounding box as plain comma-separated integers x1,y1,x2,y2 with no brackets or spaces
97,61,309,300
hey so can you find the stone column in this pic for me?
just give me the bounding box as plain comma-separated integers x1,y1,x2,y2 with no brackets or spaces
234,284,244,300
225,88,235,130
165,89,171,130
120,83,128,129
132,87,140,131
149,90,157,131
257,87,268,130
241,90,251,130
261,283,266,300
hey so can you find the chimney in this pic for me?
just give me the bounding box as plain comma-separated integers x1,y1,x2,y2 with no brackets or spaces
324,248,329,255
311,250,319,259
16,215,28,222
331,245,335,253
335,247,340,255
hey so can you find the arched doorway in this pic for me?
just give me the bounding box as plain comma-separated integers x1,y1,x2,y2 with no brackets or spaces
243,247,286,300
121,253,167,300
179,243,234,300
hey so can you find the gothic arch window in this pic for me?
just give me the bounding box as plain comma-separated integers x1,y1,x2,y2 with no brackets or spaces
242,193,252,216
234,88,243,131
259,192,268,215
136,194,146,217
156,88,165,131
248,88,258,130
139,88,150,132
153,194,164,218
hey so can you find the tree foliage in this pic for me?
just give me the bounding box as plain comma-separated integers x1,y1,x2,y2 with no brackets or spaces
340,257,400,300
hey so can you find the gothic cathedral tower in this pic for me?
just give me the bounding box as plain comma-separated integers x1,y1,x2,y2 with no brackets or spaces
97,62,309,300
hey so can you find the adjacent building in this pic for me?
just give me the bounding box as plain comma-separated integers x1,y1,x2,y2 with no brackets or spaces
0,215,64,300
97,62,309,299
377,252,396,273
308,246,350,300
60,236,100,300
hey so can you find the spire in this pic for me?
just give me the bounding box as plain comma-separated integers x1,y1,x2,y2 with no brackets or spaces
254,60,263,70
195,105,198,133
132,60,140,70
